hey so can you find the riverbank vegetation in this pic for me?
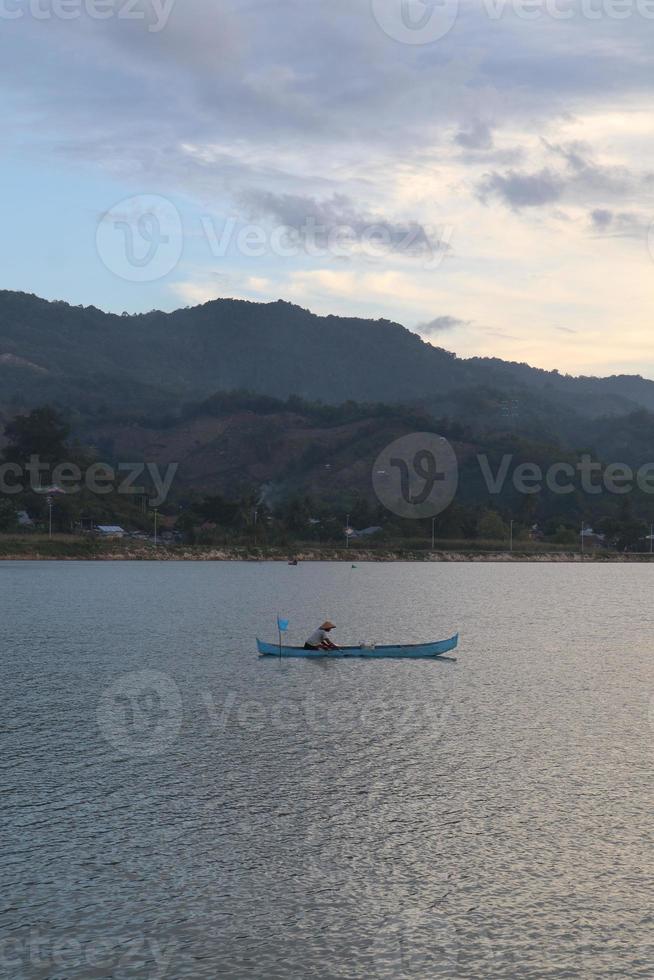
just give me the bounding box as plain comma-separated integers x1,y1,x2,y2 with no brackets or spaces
4,404,654,556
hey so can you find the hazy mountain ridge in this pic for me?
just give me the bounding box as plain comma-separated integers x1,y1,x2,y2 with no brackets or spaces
3,291,654,524
1,290,653,424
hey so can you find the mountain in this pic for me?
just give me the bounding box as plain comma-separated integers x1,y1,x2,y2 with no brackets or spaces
51,391,654,543
89,400,433,500
2,291,654,430
4,291,654,527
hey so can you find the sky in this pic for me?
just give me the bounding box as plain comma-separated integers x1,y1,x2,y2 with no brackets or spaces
2,0,654,377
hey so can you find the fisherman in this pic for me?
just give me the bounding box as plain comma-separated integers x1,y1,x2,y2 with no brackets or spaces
304,621,339,651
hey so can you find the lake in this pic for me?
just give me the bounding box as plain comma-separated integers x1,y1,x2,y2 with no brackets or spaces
2,560,652,978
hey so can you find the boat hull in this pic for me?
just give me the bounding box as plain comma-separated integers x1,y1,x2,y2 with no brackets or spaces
257,634,458,659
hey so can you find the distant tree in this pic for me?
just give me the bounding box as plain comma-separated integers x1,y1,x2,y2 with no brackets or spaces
199,494,239,526
0,499,18,531
432,503,465,539
478,510,508,540
236,491,270,530
619,496,634,522
279,495,314,533
616,520,647,551
3,406,70,466
349,495,375,529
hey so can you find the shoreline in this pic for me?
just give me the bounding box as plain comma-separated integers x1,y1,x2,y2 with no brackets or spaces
0,544,651,562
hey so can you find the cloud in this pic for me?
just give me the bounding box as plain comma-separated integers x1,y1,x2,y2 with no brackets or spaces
417,316,467,335
5,0,654,375
238,189,441,258
589,209,649,239
171,281,222,306
454,121,494,151
285,268,453,312
590,208,613,230
8,0,654,198
477,140,654,215
544,140,652,198
477,169,564,209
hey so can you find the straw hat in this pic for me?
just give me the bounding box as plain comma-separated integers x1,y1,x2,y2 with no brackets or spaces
321,621,336,630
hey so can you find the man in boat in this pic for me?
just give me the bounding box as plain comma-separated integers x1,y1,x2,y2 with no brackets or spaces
304,621,339,651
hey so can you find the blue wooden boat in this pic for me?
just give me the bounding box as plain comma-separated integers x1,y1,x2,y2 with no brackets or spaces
257,634,458,659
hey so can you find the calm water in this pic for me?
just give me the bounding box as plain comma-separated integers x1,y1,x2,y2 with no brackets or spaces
2,560,652,979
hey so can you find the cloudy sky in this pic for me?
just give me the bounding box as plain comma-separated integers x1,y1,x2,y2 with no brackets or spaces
3,0,654,376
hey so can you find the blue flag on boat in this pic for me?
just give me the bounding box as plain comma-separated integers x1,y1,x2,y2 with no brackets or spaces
277,617,290,632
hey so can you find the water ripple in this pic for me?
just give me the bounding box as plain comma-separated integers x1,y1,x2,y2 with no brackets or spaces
2,560,652,978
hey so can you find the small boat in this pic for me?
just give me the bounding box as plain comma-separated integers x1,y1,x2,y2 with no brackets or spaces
257,634,458,659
